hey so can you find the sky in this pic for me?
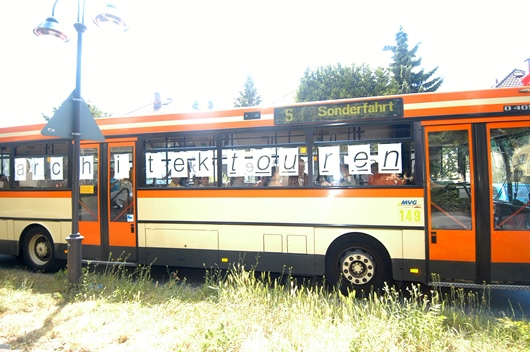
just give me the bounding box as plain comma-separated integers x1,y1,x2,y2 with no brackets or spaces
1,0,529,127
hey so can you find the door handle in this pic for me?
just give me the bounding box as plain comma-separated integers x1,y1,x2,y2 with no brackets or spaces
431,231,437,244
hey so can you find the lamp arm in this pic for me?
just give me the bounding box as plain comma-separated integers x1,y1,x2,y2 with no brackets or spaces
51,0,60,16
77,0,87,24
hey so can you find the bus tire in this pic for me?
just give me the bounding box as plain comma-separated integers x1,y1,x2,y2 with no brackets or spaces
325,235,392,294
21,227,62,272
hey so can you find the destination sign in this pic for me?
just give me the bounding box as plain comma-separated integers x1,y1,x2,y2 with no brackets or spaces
274,98,404,125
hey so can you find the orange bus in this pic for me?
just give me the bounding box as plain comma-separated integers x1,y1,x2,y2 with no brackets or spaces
0,86,529,291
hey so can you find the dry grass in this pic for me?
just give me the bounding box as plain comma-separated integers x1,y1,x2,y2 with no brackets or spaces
0,264,529,351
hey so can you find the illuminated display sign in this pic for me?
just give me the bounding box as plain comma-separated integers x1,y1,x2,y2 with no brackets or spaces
274,98,404,124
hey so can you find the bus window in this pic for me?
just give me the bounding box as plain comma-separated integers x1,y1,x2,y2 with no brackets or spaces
13,142,69,189
221,129,307,187
0,146,10,189
142,133,218,187
312,124,415,186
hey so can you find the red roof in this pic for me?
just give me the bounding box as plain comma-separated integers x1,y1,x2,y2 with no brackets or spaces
522,73,530,86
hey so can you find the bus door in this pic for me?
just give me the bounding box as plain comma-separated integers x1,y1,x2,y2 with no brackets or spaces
488,121,530,283
79,143,102,260
425,125,477,282
107,140,137,262
78,140,137,262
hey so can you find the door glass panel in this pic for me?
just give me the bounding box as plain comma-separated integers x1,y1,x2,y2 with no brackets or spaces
79,147,99,221
490,127,530,230
428,130,472,229
110,146,134,222
0,146,9,189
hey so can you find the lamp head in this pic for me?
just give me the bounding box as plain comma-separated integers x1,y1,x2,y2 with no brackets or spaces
93,4,128,31
33,16,69,42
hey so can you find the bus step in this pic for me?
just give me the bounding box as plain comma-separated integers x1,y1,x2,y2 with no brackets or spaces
82,260,137,267
431,282,530,291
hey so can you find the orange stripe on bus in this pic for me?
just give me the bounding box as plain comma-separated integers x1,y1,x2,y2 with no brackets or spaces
137,187,424,199
97,107,275,126
0,132,50,143
406,106,502,118
0,190,71,198
421,115,530,126
90,137,137,143
401,87,526,104
100,119,274,136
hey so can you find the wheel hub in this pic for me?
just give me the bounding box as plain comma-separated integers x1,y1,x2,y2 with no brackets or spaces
35,241,49,258
340,249,375,285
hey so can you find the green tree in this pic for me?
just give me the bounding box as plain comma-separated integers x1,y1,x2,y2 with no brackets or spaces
295,63,397,102
87,103,108,118
42,102,109,121
384,26,443,93
234,75,262,107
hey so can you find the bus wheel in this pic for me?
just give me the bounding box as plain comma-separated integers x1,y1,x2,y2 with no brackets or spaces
22,228,61,272
325,236,391,294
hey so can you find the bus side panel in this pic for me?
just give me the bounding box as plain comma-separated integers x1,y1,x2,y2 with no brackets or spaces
0,192,71,219
0,193,70,259
136,190,424,228
137,190,425,278
0,219,16,255
142,225,219,268
138,223,318,276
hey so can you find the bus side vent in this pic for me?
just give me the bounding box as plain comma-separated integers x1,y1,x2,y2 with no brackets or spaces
244,111,261,120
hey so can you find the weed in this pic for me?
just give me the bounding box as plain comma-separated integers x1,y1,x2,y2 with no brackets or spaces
0,264,528,351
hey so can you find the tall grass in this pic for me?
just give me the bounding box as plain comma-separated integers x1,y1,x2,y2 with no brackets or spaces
0,263,529,351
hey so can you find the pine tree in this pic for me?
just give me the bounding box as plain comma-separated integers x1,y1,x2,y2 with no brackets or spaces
234,75,262,107
384,27,443,93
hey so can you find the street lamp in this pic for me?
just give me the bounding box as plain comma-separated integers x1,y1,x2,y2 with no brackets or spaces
34,0,127,284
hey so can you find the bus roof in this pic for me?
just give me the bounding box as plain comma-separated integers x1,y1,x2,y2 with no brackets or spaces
0,86,528,143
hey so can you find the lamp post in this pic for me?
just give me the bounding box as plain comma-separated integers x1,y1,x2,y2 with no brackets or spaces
34,0,127,284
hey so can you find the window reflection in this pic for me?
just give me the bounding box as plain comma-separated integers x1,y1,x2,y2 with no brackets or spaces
428,130,472,230
491,127,530,230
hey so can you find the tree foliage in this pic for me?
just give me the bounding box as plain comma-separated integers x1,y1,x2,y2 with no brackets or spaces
295,28,443,102
295,63,398,102
87,103,108,118
384,26,443,93
234,75,262,107
42,102,109,121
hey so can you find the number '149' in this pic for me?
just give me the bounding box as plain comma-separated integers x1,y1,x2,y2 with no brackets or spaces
400,209,421,222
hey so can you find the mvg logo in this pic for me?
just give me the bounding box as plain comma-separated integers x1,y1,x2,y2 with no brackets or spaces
400,200,420,208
